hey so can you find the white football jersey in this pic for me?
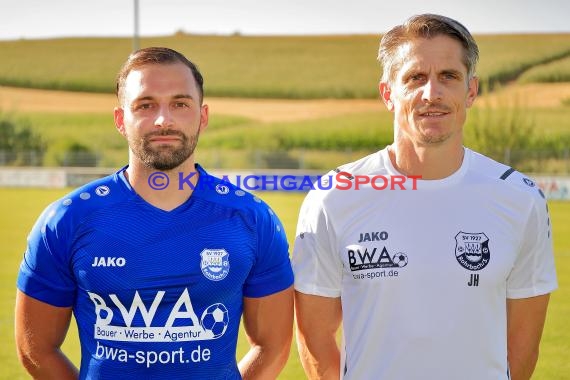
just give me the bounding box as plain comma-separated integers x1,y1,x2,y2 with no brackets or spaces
293,147,557,380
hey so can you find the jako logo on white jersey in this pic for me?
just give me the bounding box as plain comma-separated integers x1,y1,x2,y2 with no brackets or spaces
91,257,126,267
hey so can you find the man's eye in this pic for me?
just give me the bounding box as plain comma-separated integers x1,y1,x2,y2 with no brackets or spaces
174,102,189,108
136,103,152,110
408,74,425,82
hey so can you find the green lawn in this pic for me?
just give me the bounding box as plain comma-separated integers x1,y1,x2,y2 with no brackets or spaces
1,189,568,379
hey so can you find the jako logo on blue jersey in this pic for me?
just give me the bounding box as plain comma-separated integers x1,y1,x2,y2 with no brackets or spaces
92,257,126,267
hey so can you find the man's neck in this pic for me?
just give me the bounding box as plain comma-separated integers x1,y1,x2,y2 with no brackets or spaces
388,139,465,180
125,160,199,211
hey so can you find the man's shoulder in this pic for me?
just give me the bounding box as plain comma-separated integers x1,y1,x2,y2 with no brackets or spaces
467,149,546,201
334,149,387,177
197,167,280,221
23,171,127,250
297,149,389,211
40,170,128,227
309,149,387,196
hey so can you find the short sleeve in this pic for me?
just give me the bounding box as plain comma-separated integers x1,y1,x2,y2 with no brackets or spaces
17,202,76,307
243,203,293,298
292,190,343,297
506,196,558,299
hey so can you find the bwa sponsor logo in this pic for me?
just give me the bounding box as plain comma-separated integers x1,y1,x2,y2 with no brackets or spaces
347,245,408,271
89,288,229,342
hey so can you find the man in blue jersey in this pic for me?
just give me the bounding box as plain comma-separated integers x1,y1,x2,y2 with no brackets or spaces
15,47,294,379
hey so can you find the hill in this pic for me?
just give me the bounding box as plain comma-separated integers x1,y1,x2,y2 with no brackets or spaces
1,34,570,172
1,33,570,99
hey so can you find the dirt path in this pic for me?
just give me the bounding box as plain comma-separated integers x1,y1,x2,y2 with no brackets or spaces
480,83,570,108
1,83,569,123
0,86,383,122
0,87,117,114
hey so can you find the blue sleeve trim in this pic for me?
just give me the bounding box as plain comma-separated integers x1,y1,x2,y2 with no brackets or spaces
499,167,515,180
17,268,75,308
243,259,294,298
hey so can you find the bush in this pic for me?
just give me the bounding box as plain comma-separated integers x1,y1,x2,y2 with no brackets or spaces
259,151,300,169
55,141,99,167
466,104,535,167
0,114,45,166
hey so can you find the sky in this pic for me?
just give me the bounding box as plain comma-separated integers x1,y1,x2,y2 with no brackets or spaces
1,0,569,41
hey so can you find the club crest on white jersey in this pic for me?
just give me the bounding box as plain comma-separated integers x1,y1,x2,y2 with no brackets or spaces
455,232,490,271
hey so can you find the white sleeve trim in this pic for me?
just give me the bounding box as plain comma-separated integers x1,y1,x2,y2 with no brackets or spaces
294,283,341,298
506,282,558,299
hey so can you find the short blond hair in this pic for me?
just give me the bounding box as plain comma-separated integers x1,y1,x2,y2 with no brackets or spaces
378,14,479,84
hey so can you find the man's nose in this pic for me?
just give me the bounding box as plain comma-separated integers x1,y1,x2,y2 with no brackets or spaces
421,79,443,103
154,106,174,128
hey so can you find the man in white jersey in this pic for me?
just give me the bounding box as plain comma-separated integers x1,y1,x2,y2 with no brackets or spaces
16,47,294,379
293,14,557,380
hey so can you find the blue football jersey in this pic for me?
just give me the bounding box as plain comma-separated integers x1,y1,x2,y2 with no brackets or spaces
17,165,294,379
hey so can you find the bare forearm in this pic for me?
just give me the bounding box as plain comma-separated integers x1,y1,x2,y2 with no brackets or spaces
508,349,539,380
506,295,550,380
238,345,289,380
19,349,78,380
295,293,342,380
298,337,340,380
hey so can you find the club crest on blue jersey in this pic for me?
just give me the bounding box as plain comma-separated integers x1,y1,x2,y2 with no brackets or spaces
455,232,490,271
200,249,230,281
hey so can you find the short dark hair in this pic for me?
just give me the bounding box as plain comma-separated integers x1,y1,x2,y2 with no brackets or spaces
115,47,204,103
378,14,479,84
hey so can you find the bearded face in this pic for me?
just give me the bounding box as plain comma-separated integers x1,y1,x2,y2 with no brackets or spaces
128,128,200,171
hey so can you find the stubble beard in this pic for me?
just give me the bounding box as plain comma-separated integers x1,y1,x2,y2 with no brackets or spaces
418,129,452,145
131,129,200,171
413,114,455,145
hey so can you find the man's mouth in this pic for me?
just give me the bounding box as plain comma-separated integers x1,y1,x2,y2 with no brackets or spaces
418,109,450,118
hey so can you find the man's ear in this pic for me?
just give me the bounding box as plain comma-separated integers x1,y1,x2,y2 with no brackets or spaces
466,76,479,108
114,107,126,137
379,82,394,111
199,104,209,133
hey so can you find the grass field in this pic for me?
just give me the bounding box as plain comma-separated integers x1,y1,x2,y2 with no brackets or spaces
1,34,570,99
1,188,568,379
519,56,570,83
